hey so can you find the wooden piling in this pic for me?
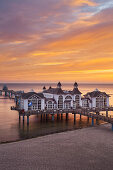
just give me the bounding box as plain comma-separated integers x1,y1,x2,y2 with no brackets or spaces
27,116,29,125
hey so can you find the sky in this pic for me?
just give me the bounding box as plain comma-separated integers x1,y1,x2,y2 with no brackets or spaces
0,0,113,83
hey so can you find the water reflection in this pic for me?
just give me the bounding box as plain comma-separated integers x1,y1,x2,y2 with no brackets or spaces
17,113,102,141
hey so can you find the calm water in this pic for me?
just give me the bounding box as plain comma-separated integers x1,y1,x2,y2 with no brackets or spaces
0,83,113,143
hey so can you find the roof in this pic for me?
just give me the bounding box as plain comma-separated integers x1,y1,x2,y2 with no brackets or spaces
44,88,64,94
71,88,82,95
21,92,44,99
84,90,110,98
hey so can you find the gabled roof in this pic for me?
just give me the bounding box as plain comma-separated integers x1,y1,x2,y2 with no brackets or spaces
21,92,44,99
84,90,110,98
43,88,64,94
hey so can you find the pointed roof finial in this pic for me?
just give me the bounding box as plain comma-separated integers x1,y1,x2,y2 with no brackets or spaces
49,86,52,89
74,82,78,88
43,86,46,90
57,82,62,88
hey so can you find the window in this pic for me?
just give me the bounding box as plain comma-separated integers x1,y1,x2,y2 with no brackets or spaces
28,95,41,110
48,101,53,109
64,96,72,109
96,95,107,108
58,95,63,109
65,96,72,100
38,100,41,110
75,95,80,106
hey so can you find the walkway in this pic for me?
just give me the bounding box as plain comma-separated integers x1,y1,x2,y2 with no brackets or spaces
0,124,113,170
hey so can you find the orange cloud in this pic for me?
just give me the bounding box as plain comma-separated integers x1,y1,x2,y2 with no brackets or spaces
0,1,113,83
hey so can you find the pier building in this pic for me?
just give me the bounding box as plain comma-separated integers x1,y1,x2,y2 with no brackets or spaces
83,88,110,109
20,82,82,111
19,82,110,111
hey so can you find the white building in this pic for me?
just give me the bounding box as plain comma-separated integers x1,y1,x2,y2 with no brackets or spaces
19,82,82,111
43,82,82,110
19,84,110,111
20,92,45,111
83,89,110,109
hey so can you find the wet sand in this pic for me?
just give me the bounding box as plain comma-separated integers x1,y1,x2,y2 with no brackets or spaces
0,123,113,170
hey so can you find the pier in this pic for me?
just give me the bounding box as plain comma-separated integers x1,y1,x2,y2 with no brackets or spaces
11,106,113,130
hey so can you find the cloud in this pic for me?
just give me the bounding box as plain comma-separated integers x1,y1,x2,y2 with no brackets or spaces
0,0,113,82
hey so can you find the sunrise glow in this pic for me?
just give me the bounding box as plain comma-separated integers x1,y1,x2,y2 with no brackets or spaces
0,0,113,83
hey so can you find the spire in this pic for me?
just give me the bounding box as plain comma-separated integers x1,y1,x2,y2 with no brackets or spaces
74,82,78,88
49,86,52,89
57,82,62,88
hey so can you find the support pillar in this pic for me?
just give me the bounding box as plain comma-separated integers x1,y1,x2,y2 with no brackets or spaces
41,114,42,120
106,110,108,117
74,114,76,124
23,116,25,123
92,117,94,126
66,113,68,120
27,116,29,125
96,118,99,125
112,124,113,131
61,114,63,120
19,115,21,122
52,114,54,121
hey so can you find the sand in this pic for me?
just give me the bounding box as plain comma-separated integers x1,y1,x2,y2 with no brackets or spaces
0,123,113,170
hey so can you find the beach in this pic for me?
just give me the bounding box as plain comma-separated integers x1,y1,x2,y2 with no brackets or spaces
0,123,113,170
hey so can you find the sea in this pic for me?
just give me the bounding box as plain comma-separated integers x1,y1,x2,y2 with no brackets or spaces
0,83,113,144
